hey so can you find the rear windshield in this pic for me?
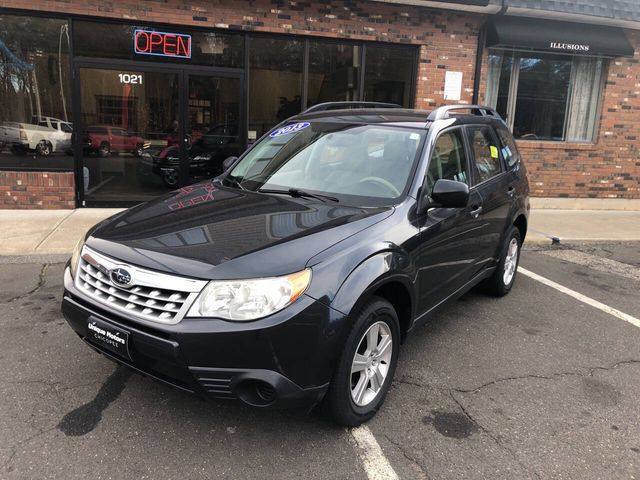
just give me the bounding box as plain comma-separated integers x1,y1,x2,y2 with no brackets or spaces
228,121,425,206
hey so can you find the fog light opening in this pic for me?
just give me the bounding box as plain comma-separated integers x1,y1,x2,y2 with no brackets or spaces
235,379,277,406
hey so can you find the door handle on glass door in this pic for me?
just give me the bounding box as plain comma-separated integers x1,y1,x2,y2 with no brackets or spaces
470,205,483,218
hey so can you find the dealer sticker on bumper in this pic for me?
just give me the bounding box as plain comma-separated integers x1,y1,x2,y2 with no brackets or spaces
86,317,132,361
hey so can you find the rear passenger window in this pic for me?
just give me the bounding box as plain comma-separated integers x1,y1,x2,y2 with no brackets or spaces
495,126,521,169
467,126,502,183
426,129,469,192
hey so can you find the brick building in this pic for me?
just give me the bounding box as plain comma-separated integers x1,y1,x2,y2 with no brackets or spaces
0,0,638,208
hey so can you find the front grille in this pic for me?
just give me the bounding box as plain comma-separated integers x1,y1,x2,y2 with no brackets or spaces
75,246,207,324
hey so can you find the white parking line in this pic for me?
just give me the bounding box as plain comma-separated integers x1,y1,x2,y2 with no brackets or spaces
349,425,399,480
518,267,640,328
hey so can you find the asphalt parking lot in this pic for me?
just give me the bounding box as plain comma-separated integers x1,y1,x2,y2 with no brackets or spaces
1,242,639,480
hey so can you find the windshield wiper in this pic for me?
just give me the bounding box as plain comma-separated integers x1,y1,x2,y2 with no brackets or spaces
221,175,246,190
258,188,339,203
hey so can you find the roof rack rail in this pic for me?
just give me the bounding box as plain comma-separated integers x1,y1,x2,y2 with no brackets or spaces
427,104,502,121
301,101,403,115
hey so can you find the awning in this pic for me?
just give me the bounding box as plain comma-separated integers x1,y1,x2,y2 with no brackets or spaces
486,16,635,58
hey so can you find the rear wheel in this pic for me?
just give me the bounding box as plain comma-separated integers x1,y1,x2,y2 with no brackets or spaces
36,140,52,156
326,297,400,426
481,226,521,297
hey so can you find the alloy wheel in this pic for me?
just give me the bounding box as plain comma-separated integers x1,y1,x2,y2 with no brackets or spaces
350,321,393,407
503,237,519,285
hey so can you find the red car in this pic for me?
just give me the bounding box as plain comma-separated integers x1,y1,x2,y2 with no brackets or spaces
83,125,144,157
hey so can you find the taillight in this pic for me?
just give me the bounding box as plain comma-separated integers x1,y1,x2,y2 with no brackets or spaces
19,130,27,141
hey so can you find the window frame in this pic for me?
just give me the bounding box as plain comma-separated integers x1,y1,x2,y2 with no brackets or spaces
486,49,607,144
424,126,472,193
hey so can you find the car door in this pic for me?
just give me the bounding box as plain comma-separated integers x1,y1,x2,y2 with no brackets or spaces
464,124,512,273
111,128,127,151
414,127,486,315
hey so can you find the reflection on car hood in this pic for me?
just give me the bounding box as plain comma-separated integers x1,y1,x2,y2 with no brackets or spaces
86,182,393,279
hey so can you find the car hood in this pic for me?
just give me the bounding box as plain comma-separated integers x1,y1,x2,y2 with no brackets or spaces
85,182,393,280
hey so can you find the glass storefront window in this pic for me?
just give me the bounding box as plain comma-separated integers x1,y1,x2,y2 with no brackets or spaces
249,37,303,139
307,41,361,107
363,45,414,107
73,21,244,68
486,50,605,142
0,15,73,169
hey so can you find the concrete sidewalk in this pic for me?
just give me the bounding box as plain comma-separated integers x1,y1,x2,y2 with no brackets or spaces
1,207,639,256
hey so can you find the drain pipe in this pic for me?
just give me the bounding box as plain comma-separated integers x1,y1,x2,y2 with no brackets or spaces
472,0,508,105
471,23,486,105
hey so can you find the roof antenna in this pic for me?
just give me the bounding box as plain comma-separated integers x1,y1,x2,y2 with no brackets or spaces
439,95,448,108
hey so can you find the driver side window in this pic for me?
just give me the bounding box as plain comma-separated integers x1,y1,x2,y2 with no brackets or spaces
426,129,469,193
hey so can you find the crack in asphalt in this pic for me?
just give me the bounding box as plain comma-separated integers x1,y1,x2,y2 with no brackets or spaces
448,390,542,480
2,379,106,472
6,379,104,399
3,426,57,473
1,264,48,304
383,434,429,480
393,360,640,480
396,359,640,395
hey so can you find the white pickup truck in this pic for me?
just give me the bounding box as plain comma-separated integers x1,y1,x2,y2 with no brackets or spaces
0,116,73,156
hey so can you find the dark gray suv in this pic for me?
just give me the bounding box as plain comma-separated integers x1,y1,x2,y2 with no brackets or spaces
62,102,529,426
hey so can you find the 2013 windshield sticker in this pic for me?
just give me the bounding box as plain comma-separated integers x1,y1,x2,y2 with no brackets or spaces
270,122,310,137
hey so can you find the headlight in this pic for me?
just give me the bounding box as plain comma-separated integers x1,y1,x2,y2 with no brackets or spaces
187,269,312,321
70,237,84,278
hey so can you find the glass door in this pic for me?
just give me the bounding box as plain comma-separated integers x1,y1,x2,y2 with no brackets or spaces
183,74,243,185
78,66,181,205
76,65,244,206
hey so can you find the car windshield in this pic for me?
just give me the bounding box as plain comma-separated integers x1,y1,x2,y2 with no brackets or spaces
227,121,425,206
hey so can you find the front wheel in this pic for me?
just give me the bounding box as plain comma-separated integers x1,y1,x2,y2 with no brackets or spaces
98,142,110,157
325,297,400,426
481,226,521,297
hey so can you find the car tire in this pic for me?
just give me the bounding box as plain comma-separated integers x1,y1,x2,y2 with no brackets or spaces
325,296,400,427
36,140,52,156
162,169,179,187
98,142,110,157
481,225,521,297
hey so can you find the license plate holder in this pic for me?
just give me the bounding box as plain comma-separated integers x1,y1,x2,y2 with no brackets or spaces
86,317,132,361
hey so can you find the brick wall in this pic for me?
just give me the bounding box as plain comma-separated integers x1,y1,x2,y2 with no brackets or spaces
2,0,482,108
0,172,75,209
2,0,639,200
482,30,640,199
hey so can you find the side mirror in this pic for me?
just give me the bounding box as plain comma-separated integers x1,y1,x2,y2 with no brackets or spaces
419,179,469,213
431,179,469,208
222,156,238,171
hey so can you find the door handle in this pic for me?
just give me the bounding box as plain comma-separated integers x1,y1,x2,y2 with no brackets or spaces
470,205,483,218
507,186,516,197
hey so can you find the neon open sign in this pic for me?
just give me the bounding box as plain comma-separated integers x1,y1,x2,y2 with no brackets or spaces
134,29,192,58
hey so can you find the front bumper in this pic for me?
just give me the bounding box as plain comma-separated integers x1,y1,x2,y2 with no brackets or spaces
62,267,336,409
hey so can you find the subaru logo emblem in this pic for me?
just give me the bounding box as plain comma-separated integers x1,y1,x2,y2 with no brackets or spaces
110,267,132,287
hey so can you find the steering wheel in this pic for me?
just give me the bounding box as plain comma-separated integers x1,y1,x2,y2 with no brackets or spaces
358,177,401,197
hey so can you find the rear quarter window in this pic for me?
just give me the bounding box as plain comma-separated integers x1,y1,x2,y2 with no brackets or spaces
496,126,521,169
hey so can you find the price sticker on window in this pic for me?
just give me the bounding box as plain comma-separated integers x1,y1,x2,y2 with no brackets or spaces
490,146,499,158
